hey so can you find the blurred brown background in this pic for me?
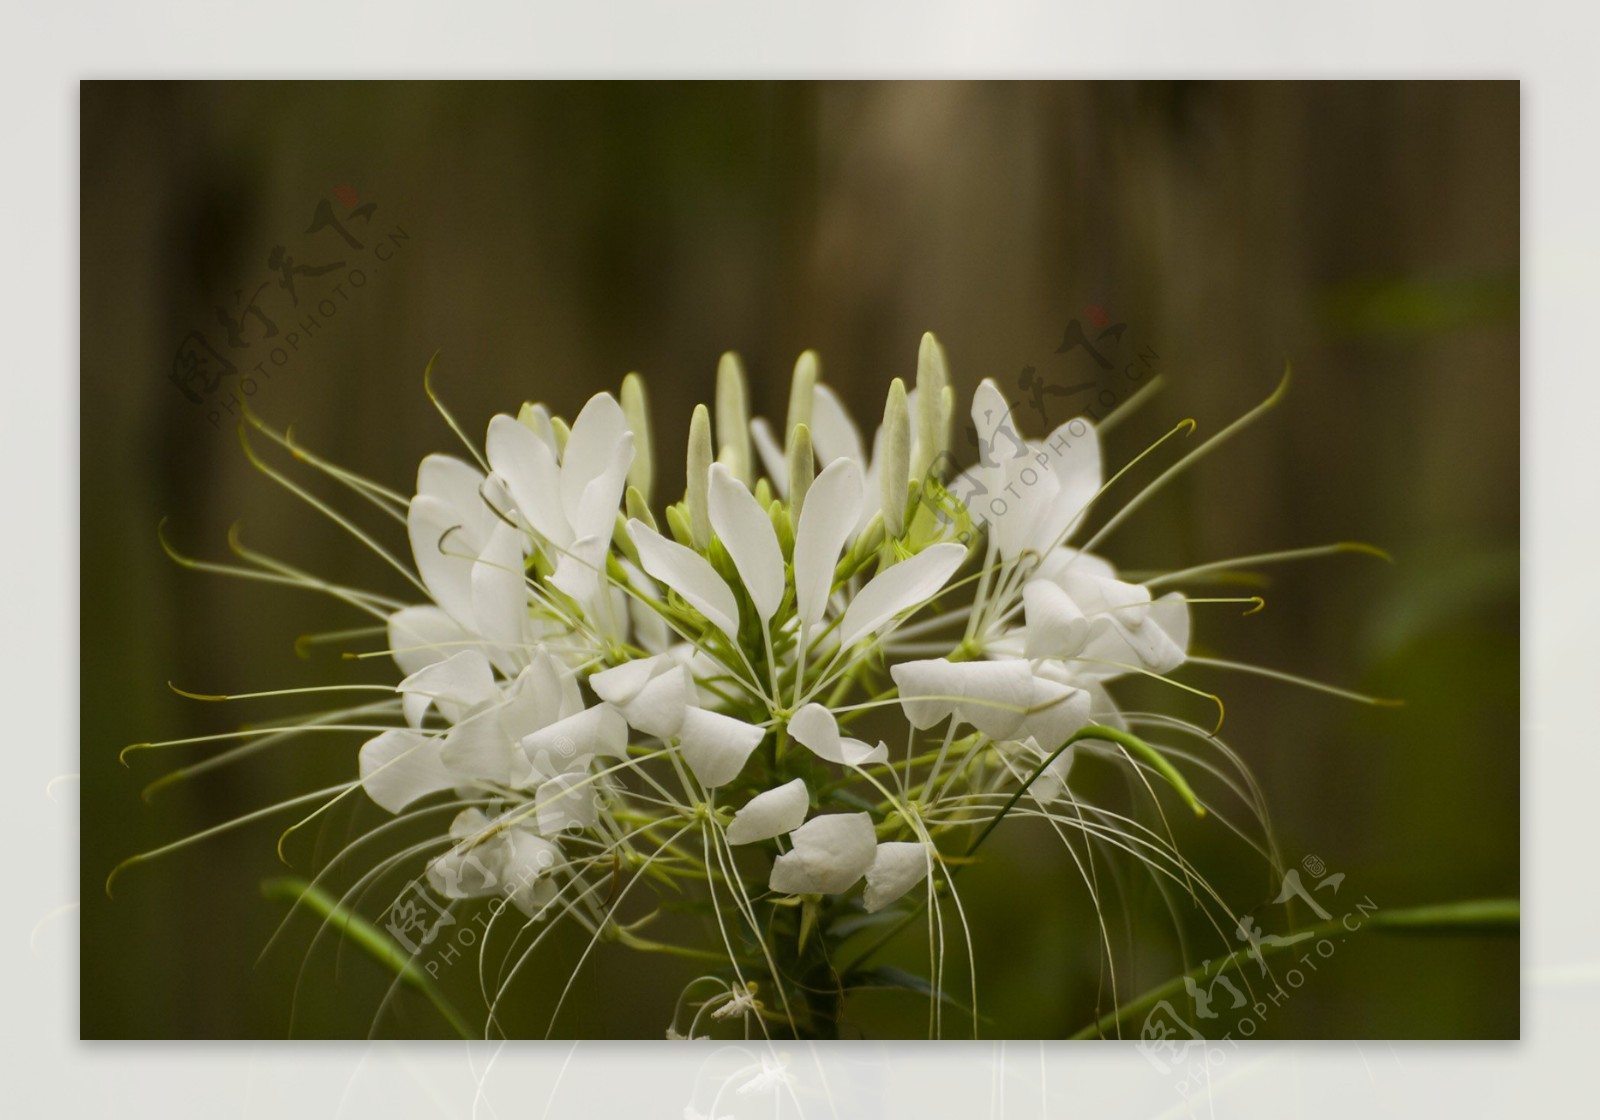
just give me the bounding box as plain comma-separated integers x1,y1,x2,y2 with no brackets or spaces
80,81,1518,1038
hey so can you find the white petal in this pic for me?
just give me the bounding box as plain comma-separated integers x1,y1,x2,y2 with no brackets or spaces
498,653,578,741
535,771,599,835
592,656,692,738
398,649,499,728
439,705,528,787
619,665,693,738
1019,676,1093,749
502,831,564,916
708,463,784,622
724,778,810,845
768,812,876,895
1032,419,1101,553
968,380,1020,493
996,448,1059,562
788,703,888,767
427,844,505,899
809,384,867,468
1147,592,1191,673
407,493,479,630
676,708,765,788
569,435,634,546
589,655,670,706
522,704,628,776
889,658,1036,740
416,454,491,540
549,531,610,604
470,521,529,668
863,841,931,912
486,414,571,546
386,605,470,678
359,729,454,813
626,519,740,641
1075,589,1187,677
749,417,788,495
560,393,631,528
1019,740,1077,805
793,458,864,629
1022,579,1091,660
837,543,966,648
448,806,492,841
626,569,672,653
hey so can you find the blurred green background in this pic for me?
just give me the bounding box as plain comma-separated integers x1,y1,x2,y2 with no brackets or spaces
80,80,1518,1039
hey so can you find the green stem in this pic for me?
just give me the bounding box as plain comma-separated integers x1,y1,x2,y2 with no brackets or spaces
964,724,1203,861
261,875,473,1040
1068,897,1518,1040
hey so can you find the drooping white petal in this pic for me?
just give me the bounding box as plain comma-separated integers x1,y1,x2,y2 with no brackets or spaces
788,703,889,767
1019,674,1093,749
1022,578,1091,660
618,666,693,738
386,605,471,678
589,655,666,705
768,812,877,895
793,457,864,629
837,542,966,648
522,703,628,776
708,463,784,622
1016,739,1077,805
863,841,931,912
486,414,571,546
398,649,499,728
725,778,810,845
591,654,692,738
626,519,741,641
359,729,454,813
1074,588,1188,677
675,708,765,788
890,657,1036,741
1147,593,1191,672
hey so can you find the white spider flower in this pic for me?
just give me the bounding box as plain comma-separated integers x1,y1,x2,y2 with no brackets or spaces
130,335,1381,1042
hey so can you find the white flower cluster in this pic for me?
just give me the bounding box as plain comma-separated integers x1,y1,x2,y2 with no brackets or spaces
355,333,1193,936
